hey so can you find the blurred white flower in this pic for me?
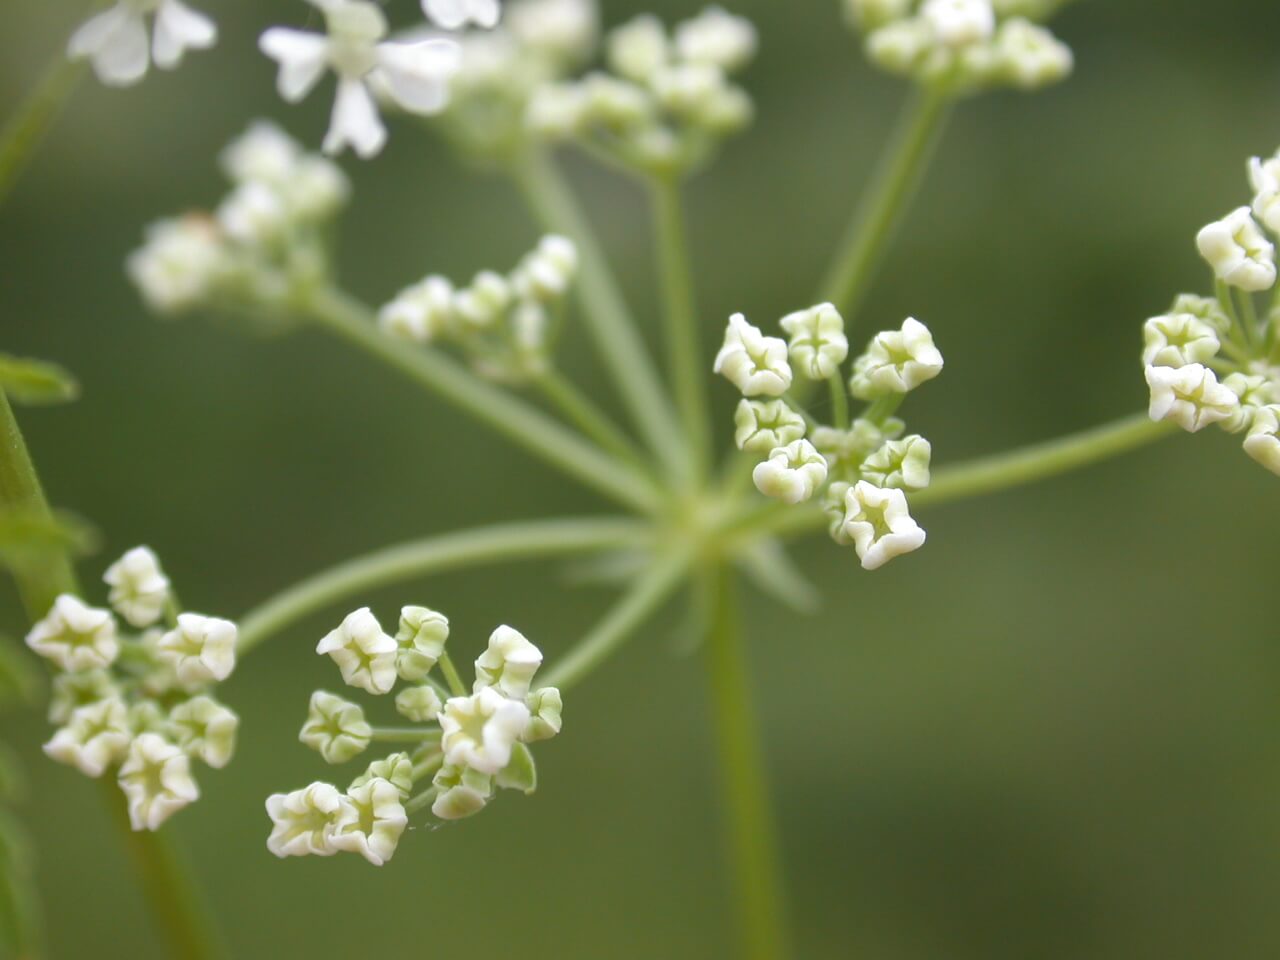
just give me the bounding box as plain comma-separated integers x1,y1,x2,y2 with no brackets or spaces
169,695,240,768
69,0,216,87
43,698,132,777
103,546,171,628
921,0,995,47
674,7,757,72
118,733,200,831
993,19,1073,90
1249,153,1280,234
379,276,456,342
127,216,227,315
26,595,119,673
423,0,501,30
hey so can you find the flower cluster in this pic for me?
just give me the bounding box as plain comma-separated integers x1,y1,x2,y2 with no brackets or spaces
25,548,240,831
845,0,1072,93
1141,148,1280,476
378,235,579,382
715,305,942,570
528,6,756,176
68,0,217,87
128,123,349,318
267,606,562,866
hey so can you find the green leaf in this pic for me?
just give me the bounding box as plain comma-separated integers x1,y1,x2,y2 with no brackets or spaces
0,353,79,406
495,743,538,795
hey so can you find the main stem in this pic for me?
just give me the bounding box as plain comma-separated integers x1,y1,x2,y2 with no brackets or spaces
820,88,953,321
701,563,790,960
0,50,84,211
0,392,224,960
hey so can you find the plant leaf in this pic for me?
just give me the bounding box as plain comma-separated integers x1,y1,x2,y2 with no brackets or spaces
0,353,79,405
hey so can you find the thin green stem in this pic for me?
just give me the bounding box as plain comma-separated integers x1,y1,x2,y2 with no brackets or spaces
650,174,711,484
827,375,850,431
236,517,648,654
510,150,685,475
0,52,85,211
539,549,692,691
438,654,467,698
534,368,654,477
369,727,438,743
820,88,953,322
405,787,440,815
700,564,790,960
303,287,660,514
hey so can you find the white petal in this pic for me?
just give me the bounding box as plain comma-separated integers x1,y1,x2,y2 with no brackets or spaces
259,28,330,102
153,1,217,69
422,0,468,29
68,6,129,58
324,78,386,158
374,40,460,114
72,8,150,87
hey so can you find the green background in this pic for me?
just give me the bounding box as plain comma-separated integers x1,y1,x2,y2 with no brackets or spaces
3,1,1280,956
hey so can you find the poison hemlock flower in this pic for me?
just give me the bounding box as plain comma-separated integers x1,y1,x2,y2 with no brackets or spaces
715,314,793,397
127,216,228,315
157,613,237,689
841,481,927,571
1142,313,1221,368
103,546,171,628
423,0,502,30
861,436,932,491
266,782,345,858
118,733,200,831
921,0,995,47
474,625,543,699
353,753,416,799
441,687,531,774
379,276,455,342
1249,153,1280,234
1196,207,1276,292
1244,405,1280,475
43,698,132,777
849,317,944,399
396,606,450,681
1145,363,1238,433
169,696,239,769
69,0,216,87
395,684,444,722
331,777,409,865
48,670,120,726
779,303,849,380
317,607,398,695
260,0,462,158
26,595,119,673
432,762,494,820
300,691,373,763
753,439,828,504
734,399,807,453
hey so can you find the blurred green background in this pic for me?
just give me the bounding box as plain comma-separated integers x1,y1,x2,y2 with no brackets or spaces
3,0,1280,957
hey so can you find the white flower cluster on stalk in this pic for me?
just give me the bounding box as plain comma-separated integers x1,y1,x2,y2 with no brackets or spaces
1141,148,1280,476
378,235,579,382
25,547,240,831
844,0,1072,93
127,123,349,319
715,305,942,570
267,606,562,866
68,0,217,87
527,6,756,176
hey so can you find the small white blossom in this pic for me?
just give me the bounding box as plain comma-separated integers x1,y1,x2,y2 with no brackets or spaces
474,625,543,700
26,595,119,673
118,733,200,831
1244,405,1280,476
454,271,513,328
260,1,461,158
127,216,227,315
1142,313,1221,369
157,613,237,689
423,0,502,30
849,317,944,399
526,83,590,137
169,696,239,768
300,691,372,764
351,753,415,798
513,235,579,301
216,181,291,245
221,122,301,185
1197,207,1277,292
861,436,932,491
506,0,598,65
921,0,995,47
734,399,807,453
812,419,901,475
523,686,563,742
316,607,397,695
379,276,456,343
753,439,829,505
395,684,444,722
1249,154,1280,234
1223,372,1276,433
103,546,171,628
841,481,927,571
43,698,132,777
128,699,171,736
865,20,932,74
440,687,531,775
330,776,408,866
674,7,757,72
779,303,849,381
69,0,216,87
395,606,450,681
994,19,1073,89
714,313,793,397
607,15,670,83
48,670,120,725
266,781,344,857
1145,363,1239,433
431,763,494,819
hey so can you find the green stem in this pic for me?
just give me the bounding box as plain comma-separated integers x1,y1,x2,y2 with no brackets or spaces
650,174,711,484
236,517,648,654
820,88,953,322
304,287,660,514
510,150,686,475
438,654,467,698
0,54,85,211
534,369,654,476
827,375,850,431
369,727,438,743
539,549,692,691
700,564,790,960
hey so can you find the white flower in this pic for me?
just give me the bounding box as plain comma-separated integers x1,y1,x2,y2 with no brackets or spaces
524,686,563,742
607,15,670,83
865,20,932,74
454,271,513,328
48,670,120,725
26,595,119,673
861,436,933,491
423,0,502,30
752,439,829,505
300,691,372,763
650,63,726,118
841,481,927,571
316,607,397,695
921,0,995,47
734,399,807,453
101,546,171,629
266,781,344,857
330,777,408,866
1145,363,1239,433
395,606,450,681
1142,313,1221,369
440,687,531,774
127,216,226,315
714,313,793,397
779,303,849,380
43,698,132,777
506,0,598,65
431,763,494,819
222,122,302,185
1244,405,1280,476
379,276,456,342
351,753,415,798
526,83,590,136
994,19,1073,89
474,625,543,700
513,235,579,301
395,684,444,722
1249,154,1280,234
260,1,462,159
216,182,291,246
674,7,757,72
157,613,238,689
69,0,216,87
849,317,944,399
118,733,200,831
1223,372,1276,433
812,420,900,475
169,696,239,768
1196,207,1277,292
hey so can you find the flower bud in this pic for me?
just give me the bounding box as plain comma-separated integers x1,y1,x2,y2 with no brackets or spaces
1197,207,1276,292
752,439,829,504
300,691,372,764
734,399,807,453
395,606,449,681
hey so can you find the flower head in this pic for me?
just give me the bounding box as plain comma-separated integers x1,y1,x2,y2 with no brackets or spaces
752,439,829,504
26,595,119,673
714,314,793,397
734,399,807,454
779,303,849,380
118,733,200,831
849,318,944,399
1142,313,1221,369
440,687,531,774
157,613,238,689
1196,207,1276,292
330,776,408,865
1145,363,1239,433
316,607,397,695
69,0,217,87
169,695,239,769
474,625,543,700
266,781,344,857
300,691,372,764
841,481,927,571
43,698,132,777
103,547,171,628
